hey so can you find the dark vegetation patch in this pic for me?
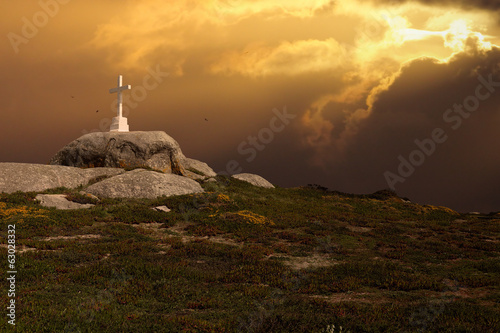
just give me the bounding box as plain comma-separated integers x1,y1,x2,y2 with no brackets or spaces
0,177,498,332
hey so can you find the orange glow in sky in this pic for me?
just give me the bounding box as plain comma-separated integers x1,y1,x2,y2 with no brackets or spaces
3,0,500,212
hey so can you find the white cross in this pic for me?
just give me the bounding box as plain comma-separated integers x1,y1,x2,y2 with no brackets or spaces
109,75,131,118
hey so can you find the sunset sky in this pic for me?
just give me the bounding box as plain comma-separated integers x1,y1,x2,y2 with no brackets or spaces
3,0,500,212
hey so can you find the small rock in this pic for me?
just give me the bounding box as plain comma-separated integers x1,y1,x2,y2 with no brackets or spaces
204,178,217,183
184,158,217,178
35,194,95,210
232,173,274,188
153,206,171,213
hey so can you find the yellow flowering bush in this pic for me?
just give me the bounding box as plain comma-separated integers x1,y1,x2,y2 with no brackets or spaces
0,202,47,220
224,210,274,226
217,194,231,203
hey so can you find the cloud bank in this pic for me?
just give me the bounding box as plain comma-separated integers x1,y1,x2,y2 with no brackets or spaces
300,31,500,211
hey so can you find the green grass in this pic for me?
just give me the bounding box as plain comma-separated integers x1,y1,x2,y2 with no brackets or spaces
0,177,499,332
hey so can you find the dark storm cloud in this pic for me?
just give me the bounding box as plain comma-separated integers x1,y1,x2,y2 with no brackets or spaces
332,37,500,212
378,0,500,12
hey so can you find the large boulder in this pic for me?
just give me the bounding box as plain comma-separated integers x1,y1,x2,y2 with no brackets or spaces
232,173,274,188
85,169,204,199
0,163,124,193
50,131,188,175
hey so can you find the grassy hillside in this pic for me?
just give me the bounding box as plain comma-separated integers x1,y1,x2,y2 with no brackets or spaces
1,177,499,332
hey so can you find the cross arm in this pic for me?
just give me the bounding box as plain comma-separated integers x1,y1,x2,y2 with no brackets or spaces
109,85,132,94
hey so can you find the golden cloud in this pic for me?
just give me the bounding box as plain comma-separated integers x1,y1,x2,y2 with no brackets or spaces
88,0,337,72
299,16,499,158
210,38,347,77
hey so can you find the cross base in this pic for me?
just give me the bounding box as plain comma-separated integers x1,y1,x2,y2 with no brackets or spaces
110,116,129,132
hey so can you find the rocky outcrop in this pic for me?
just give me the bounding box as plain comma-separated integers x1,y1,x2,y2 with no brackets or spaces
0,163,276,205
232,173,274,188
1,132,277,204
85,169,204,199
0,163,204,200
50,131,188,175
0,163,124,193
